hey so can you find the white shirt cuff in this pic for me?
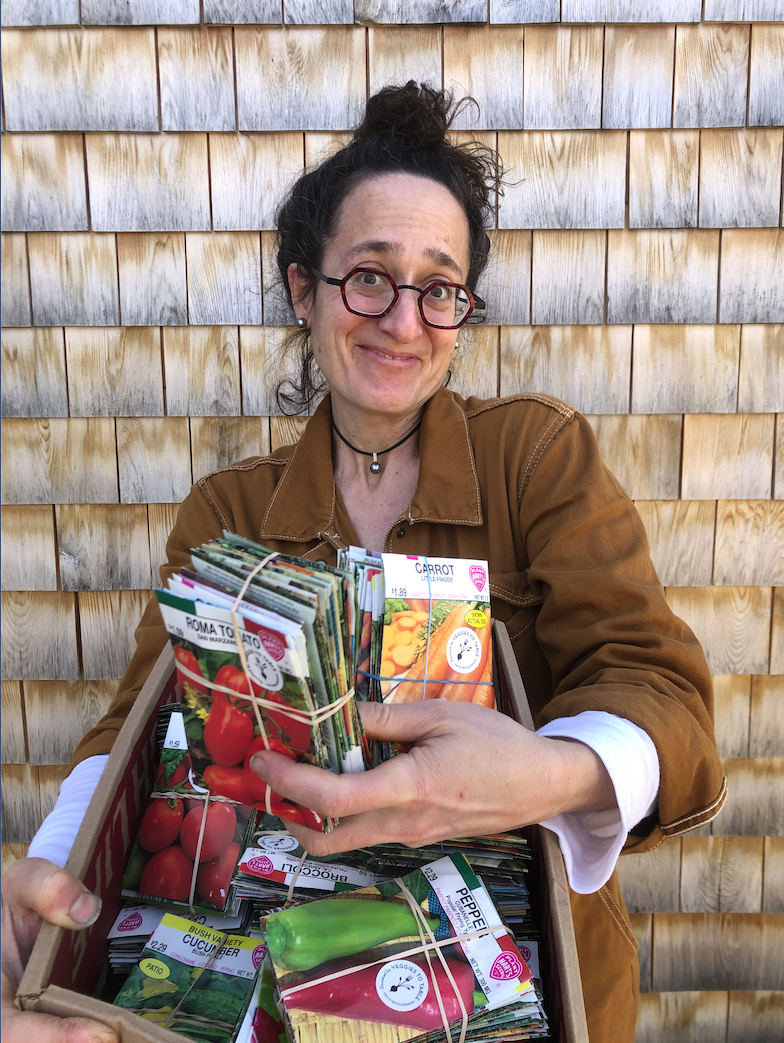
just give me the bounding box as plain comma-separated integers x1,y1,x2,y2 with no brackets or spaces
27,755,108,868
536,712,660,895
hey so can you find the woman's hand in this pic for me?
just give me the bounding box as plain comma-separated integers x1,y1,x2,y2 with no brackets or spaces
250,700,615,856
2,858,117,1043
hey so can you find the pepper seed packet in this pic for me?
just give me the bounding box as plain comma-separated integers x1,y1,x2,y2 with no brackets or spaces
113,913,264,1043
267,851,542,1043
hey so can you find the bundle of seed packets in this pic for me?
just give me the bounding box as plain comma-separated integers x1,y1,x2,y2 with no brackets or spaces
154,533,372,831
266,852,547,1043
363,833,535,937
107,903,247,972
120,789,257,913
235,831,384,909
379,553,493,706
113,913,264,1043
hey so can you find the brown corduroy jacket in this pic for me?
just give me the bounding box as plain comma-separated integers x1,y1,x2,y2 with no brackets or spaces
73,388,726,1042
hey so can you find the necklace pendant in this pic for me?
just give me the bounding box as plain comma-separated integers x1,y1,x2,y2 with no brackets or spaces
369,454,382,475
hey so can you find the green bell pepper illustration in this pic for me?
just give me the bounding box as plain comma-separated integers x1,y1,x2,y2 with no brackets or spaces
266,898,440,972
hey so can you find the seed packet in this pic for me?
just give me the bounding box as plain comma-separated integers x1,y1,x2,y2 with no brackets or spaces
120,793,255,913
267,852,539,1043
154,586,330,831
107,903,245,971
113,913,263,1043
380,554,493,707
235,840,382,901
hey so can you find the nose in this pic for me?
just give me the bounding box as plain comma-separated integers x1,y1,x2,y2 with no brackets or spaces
375,286,424,343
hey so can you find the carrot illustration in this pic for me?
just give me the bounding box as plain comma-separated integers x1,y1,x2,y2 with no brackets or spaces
387,602,467,703
471,652,495,709
436,621,493,704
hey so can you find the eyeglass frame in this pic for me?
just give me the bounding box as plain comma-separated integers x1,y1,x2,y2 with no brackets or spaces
309,265,486,330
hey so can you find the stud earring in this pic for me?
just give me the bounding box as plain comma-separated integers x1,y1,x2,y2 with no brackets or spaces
296,317,306,328
455,340,459,349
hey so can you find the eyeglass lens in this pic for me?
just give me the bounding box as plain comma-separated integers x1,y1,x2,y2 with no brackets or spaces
344,270,471,327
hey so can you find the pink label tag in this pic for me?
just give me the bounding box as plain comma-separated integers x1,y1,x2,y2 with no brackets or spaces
469,565,487,593
489,952,523,981
252,944,266,969
117,912,143,933
247,855,274,875
260,632,285,662
519,944,532,963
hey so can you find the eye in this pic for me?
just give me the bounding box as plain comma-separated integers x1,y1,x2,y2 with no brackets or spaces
357,271,382,286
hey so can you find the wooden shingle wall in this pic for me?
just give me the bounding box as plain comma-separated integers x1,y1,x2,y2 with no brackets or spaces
1,5,782,1039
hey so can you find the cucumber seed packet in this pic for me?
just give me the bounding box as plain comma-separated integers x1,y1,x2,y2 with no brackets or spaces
113,913,264,1043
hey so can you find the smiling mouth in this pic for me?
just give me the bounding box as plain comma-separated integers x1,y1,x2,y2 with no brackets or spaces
360,345,419,362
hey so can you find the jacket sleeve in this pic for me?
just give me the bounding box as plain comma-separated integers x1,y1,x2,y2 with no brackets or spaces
521,411,726,852
69,481,225,768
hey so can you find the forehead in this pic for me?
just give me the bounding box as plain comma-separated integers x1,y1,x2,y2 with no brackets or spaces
328,172,471,276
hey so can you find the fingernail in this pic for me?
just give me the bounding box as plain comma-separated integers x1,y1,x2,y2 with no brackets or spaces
249,753,268,777
70,891,101,926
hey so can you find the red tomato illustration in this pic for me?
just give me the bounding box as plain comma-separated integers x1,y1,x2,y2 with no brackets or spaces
197,841,240,910
173,646,208,694
137,798,183,852
179,802,237,863
139,845,194,903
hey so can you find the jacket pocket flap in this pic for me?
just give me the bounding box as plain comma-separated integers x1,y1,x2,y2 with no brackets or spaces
489,571,542,608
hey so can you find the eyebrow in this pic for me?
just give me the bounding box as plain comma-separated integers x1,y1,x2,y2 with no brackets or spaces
342,239,465,279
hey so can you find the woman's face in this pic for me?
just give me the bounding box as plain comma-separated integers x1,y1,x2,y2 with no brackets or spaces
288,172,471,425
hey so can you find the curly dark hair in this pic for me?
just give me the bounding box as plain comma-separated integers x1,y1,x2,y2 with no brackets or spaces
274,81,502,414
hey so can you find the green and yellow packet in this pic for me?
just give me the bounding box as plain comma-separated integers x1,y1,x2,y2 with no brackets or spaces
113,913,264,1043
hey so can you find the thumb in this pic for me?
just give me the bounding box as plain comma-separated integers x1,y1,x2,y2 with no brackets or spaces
4,859,101,932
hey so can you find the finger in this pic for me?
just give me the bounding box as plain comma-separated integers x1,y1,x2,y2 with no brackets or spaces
284,809,409,857
2,1010,117,1043
249,749,420,820
354,700,442,742
3,859,101,931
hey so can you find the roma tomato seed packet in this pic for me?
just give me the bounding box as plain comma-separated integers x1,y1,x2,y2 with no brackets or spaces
120,793,254,913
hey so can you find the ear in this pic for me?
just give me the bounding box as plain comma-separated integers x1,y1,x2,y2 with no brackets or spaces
287,263,312,323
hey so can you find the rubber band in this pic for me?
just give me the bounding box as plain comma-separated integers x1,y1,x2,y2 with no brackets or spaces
187,793,212,915
421,556,433,701
285,849,309,905
397,877,469,1043
175,661,357,727
357,669,493,686
230,554,280,816
162,923,230,1031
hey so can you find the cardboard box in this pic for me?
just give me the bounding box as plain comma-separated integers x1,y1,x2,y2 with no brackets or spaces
18,623,588,1043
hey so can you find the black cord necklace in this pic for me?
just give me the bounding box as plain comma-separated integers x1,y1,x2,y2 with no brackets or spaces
331,417,422,475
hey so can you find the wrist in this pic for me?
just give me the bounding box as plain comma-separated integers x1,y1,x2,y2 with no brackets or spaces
545,738,617,817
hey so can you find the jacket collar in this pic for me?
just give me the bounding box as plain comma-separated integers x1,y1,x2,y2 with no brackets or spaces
259,387,482,543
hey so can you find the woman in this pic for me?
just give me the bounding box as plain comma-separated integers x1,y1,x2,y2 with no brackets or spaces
4,84,725,1043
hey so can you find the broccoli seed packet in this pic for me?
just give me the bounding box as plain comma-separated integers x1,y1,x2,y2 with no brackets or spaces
113,913,264,1043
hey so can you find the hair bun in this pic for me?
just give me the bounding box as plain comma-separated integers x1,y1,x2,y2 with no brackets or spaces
353,81,451,149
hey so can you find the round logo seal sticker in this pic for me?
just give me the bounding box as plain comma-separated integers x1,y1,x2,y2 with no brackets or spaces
446,627,482,674
251,945,266,969
245,649,283,692
257,834,299,853
375,960,429,1013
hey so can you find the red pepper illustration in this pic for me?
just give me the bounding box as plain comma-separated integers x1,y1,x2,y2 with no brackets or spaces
288,952,476,1029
